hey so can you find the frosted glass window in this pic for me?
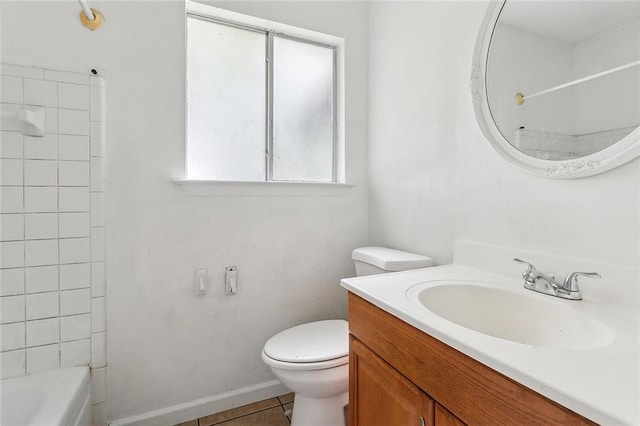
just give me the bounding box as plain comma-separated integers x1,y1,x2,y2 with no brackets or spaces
187,17,266,181
272,37,335,182
185,9,338,183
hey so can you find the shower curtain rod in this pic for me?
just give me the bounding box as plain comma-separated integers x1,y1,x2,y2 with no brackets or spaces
516,59,640,106
77,0,104,31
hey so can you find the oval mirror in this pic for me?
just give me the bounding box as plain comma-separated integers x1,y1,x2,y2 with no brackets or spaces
472,0,640,178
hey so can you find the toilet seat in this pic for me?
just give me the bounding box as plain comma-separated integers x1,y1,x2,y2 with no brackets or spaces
262,320,348,370
262,351,349,371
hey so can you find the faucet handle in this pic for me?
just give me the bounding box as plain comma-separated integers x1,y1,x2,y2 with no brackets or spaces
562,272,601,293
513,258,537,271
513,258,539,284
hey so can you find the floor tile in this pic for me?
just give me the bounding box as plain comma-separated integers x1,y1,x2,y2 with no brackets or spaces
283,402,293,422
278,393,294,405
175,420,198,426
199,398,281,426
217,406,289,426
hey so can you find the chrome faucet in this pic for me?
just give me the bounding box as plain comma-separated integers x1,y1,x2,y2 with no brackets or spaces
513,258,601,300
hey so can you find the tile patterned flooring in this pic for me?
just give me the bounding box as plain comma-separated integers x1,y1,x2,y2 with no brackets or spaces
175,393,294,426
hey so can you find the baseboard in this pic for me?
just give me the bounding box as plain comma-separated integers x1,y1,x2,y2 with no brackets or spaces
108,380,289,426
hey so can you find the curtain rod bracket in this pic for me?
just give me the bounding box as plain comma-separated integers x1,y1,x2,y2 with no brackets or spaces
80,8,104,31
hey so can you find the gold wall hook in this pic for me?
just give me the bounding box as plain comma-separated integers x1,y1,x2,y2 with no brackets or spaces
516,92,525,106
80,8,104,31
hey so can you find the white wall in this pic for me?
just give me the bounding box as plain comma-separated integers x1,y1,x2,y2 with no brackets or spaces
1,1,369,422
368,1,640,267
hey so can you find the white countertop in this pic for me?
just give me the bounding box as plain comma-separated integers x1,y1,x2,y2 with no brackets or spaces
341,264,639,425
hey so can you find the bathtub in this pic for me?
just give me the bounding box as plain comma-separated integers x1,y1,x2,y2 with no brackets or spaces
0,367,91,426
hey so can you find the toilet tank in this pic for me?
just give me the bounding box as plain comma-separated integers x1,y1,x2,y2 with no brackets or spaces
352,246,433,276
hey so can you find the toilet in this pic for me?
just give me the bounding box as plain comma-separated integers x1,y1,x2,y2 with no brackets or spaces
261,246,433,426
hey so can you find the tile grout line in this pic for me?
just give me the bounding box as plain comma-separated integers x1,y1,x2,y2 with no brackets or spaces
21,76,27,374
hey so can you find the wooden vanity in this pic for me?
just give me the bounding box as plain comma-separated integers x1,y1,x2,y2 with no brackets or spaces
348,293,595,425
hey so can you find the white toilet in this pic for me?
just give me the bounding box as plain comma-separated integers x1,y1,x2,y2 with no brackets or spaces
261,246,433,426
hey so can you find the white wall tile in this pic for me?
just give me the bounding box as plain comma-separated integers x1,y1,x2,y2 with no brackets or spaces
91,366,107,403
91,227,105,262
25,213,58,240
60,263,90,290
61,313,90,341
59,237,90,264
89,76,105,89
0,294,25,323
0,241,24,268
0,268,24,296
90,331,106,368
25,239,58,266
90,86,105,122
24,160,57,186
1,131,23,158
91,262,105,297
0,187,23,213
1,64,43,79
26,343,59,373
0,349,26,379
61,338,90,367
1,322,25,351
24,79,57,107
59,212,89,238
59,83,89,110
26,318,59,347
1,76,23,104
59,109,89,135
92,401,107,426
24,134,57,160
44,70,89,85
0,104,22,132
90,122,104,157
0,158,23,185
0,214,24,241
60,288,90,316
90,193,104,226
0,66,105,381
59,187,90,212
91,297,105,333
44,107,58,134
26,291,59,320
90,157,105,191
59,161,89,186
25,265,58,293
24,187,56,212
59,135,89,161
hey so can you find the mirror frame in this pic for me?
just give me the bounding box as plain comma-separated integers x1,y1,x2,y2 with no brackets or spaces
471,1,640,178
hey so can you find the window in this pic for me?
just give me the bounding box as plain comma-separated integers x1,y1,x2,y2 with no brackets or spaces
186,4,341,183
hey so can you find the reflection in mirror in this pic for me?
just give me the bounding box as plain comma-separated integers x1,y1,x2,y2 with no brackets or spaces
486,1,640,161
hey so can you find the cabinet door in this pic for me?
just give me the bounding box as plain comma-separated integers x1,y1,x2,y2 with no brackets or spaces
435,403,466,426
350,336,434,426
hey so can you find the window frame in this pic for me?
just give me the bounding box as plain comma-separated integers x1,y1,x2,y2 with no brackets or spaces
185,1,343,184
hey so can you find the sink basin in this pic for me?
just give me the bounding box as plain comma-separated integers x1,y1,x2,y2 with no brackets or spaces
407,281,614,350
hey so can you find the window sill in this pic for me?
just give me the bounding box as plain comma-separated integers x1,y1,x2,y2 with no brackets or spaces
174,179,355,196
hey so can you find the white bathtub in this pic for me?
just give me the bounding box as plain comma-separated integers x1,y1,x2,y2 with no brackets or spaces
0,367,91,426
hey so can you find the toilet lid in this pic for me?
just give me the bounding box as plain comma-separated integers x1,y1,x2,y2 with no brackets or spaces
263,320,348,363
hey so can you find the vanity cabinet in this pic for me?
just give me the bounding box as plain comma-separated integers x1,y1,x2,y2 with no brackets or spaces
434,404,465,426
350,337,434,426
348,293,595,426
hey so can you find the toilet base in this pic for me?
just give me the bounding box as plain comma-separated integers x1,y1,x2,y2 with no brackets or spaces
290,391,349,426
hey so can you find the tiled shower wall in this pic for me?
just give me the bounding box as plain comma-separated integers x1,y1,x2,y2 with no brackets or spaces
0,64,107,424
